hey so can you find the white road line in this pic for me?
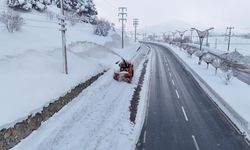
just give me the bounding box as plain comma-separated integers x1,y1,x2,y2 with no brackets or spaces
145,113,148,126
181,106,189,121
171,79,175,86
192,135,200,150
143,131,147,143
175,89,180,99
169,72,172,77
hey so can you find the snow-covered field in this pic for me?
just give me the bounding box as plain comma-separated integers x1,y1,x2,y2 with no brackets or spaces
192,36,250,56
158,42,250,138
11,44,151,150
0,5,137,130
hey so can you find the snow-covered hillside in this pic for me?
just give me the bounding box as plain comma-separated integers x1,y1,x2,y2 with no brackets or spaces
0,4,136,130
11,44,151,150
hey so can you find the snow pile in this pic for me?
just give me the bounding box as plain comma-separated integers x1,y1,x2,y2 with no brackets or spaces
159,42,250,138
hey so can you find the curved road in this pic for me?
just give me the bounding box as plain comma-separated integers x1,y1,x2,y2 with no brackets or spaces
136,43,250,150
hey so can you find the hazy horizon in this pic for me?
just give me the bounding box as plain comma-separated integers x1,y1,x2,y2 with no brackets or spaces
95,0,250,33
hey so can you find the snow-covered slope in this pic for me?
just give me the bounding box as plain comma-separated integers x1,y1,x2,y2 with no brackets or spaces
0,6,137,129
11,46,151,150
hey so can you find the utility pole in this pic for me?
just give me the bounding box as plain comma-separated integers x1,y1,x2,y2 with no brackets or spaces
59,0,68,74
227,27,234,52
118,7,127,49
133,18,139,42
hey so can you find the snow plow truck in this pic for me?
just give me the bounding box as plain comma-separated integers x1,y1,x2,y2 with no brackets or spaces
113,59,134,83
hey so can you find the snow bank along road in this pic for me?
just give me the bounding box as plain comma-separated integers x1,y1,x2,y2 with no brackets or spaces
11,45,150,150
136,43,250,150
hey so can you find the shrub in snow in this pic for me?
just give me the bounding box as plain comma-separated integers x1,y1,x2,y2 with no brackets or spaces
212,58,221,75
187,48,197,57
32,0,49,11
89,15,97,25
93,19,111,37
220,59,232,72
195,51,207,65
55,0,98,24
8,0,32,10
8,0,50,11
222,70,234,85
0,10,24,33
202,54,214,69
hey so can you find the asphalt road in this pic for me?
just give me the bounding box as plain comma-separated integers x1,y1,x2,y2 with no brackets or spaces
136,43,250,150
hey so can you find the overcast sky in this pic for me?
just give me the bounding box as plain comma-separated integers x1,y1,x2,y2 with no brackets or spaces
94,0,250,32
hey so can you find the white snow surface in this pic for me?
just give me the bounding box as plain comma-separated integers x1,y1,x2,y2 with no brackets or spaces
0,7,138,129
192,36,250,56
12,45,151,150
158,42,250,136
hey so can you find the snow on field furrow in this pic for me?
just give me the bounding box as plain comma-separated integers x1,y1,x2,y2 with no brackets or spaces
191,36,250,56
12,71,130,150
12,45,149,150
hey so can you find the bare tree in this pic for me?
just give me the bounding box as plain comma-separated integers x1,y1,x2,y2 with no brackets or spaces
0,10,24,33
93,18,112,36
